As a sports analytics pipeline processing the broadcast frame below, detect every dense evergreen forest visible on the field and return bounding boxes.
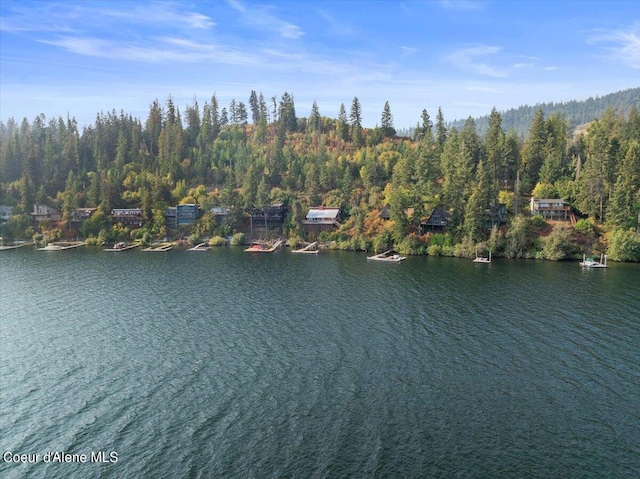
[1,90,639,261]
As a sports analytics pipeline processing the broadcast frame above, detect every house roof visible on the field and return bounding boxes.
[210,207,231,215]
[306,207,340,220]
[422,207,449,226]
[33,204,59,214]
[111,208,142,214]
[531,198,567,204]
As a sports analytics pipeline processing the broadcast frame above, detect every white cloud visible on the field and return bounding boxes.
[314,8,356,37]
[0,2,215,33]
[439,0,486,12]
[446,45,508,77]
[400,46,418,58]
[39,35,258,65]
[227,0,303,39]
[587,24,640,69]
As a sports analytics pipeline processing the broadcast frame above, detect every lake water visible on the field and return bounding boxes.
[1,247,639,478]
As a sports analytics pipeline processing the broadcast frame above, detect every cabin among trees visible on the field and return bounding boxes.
[250,202,288,235]
[421,208,449,233]
[530,198,571,221]
[31,205,60,223]
[303,207,341,234]
[0,205,13,225]
[111,208,144,228]
[70,208,97,229]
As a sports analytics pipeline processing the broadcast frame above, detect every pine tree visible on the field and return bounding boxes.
[463,160,491,241]
[145,100,163,158]
[435,107,447,149]
[381,101,395,137]
[607,140,640,228]
[249,90,259,124]
[420,109,433,143]
[485,107,505,194]
[336,103,348,142]
[350,97,363,147]
[210,94,220,140]
[258,93,268,122]
[310,100,322,133]
[520,108,546,192]
[279,92,297,133]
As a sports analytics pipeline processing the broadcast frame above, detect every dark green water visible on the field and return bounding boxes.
[1,247,639,478]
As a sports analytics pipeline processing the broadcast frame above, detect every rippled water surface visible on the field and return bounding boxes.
[1,247,639,478]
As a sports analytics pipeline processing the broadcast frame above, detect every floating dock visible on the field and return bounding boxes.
[0,241,31,251]
[579,253,607,268]
[187,242,211,251]
[367,250,406,262]
[473,251,492,263]
[245,239,283,253]
[291,242,319,254]
[142,243,173,252]
[37,242,85,251]
[104,242,139,252]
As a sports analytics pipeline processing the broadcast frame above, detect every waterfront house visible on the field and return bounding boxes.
[251,202,288,226]
[420,207,449,233]
[530,198,570,221]
[0,205,13,225]
[111,208,144,227]
[165,207,177,229]
[176,204,200,226]
[32,204,61,223]
[303,206,341,233]
[210,207,232,225]
[70,208,97,229]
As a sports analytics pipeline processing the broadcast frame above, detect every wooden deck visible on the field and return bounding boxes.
[291,242,319,254]
[0,241,31,251]
[245,239,283,253]
[104,242,139,252]
[142,243,173,252]
[37,242,85,251]
[367,250,406,262]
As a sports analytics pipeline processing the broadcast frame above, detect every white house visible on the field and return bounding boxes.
[303,207,341,232]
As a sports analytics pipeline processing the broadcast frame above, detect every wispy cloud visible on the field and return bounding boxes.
[39,35,258,65]
[399,46,418,58]
[446,45,508,77]
[439,0,486,12]
[96,5,216,30]
[586,23,640,69]
[227,0,303,39]
[314,8,355,37]
[0,2,215,33]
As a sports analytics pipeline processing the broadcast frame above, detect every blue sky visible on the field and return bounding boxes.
[1,0,638,129]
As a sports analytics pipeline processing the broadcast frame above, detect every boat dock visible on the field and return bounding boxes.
[104,242,139,252]
[291,242,319,254]
[473,251,492,263]
[142,243,173,252]
[367,250,406,262]
[579,253,607,268]
[187,242,211,251]
[37,242,85,251]
[0,241,31,251]
[245,239,283,253]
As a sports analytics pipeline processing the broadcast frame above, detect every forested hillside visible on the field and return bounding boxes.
[1,91,639,261]
[449,87,640,137]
